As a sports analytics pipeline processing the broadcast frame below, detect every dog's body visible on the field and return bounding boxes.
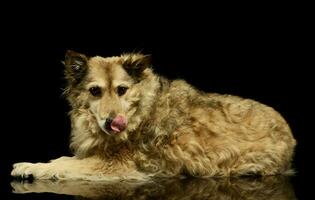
[11,51,296,180]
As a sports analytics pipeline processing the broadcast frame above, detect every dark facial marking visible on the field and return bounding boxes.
[104,65,113,93]
[89,86,102,97]
[117,86,129,96]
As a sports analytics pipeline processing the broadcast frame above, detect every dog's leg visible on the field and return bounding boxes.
[11,156,147,181]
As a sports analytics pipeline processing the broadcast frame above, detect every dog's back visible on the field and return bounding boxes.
[133,78,296,176]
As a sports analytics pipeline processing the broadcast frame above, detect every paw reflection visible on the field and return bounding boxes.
[11,176,296,200]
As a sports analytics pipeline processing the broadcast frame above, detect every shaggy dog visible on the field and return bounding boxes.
[11,51,296,181]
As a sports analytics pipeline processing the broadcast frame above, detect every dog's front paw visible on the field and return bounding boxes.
[11,162,66,180]
[11,163,37,179]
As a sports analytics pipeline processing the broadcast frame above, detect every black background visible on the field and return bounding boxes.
[0,3,312,199]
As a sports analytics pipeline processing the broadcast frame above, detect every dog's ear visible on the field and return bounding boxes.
[63,50,88,85]
[122,54,151,79]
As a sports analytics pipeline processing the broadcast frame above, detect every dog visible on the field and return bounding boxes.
[11,50,296,181]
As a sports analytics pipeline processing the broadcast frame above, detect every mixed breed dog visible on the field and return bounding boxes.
[11,50,296,181]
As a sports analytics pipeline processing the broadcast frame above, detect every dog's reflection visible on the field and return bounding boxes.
[11,176,296,200]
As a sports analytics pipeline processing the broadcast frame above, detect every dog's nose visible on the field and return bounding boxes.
[103,115,128,134]
[104,117,114,131]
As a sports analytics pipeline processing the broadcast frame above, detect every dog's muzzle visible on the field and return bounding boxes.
[104,115,127,134]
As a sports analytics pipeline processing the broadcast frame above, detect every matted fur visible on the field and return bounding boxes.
[11,51,296,181]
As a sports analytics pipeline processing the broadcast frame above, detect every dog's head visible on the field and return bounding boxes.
[64,50,153,136]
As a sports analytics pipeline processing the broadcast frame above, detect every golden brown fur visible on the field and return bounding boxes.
[11,51,296,180]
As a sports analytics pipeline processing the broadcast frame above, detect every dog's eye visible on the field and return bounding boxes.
[89,86,102,97]
[117,86,128,96]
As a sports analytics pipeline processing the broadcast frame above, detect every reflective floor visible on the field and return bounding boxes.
[9,176,297,200]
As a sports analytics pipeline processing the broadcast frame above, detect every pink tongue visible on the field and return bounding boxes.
[110,115,127,133]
